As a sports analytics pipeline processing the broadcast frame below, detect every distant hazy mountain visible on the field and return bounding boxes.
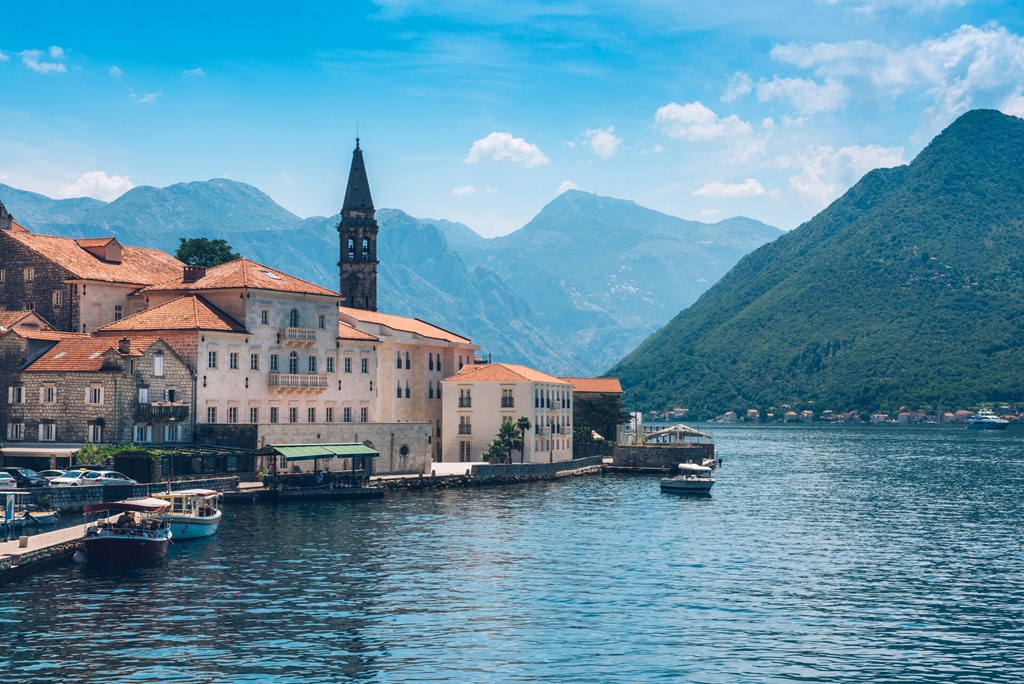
[610,109,1024,416]
[0,182,780,374]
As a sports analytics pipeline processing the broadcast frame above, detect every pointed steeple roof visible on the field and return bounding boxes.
[342,139,374,213]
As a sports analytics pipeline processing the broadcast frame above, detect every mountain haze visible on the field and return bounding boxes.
[610,109,1024,416]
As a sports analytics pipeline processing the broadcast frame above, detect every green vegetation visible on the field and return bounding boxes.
[175,237,240,267]
[482,417,532,464]
[572,394,626,457]
[610,110,1024,417]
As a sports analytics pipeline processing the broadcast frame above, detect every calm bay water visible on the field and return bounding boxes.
[3,425,1024,683]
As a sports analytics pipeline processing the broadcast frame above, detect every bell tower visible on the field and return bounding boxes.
[337,138,379,311]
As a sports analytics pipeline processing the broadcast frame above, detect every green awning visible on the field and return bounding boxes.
[267,443,380,461]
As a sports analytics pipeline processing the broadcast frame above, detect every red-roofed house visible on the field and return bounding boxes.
[441,362,573,464]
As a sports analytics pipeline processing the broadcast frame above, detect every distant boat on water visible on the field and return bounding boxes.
[966,408,1009,430]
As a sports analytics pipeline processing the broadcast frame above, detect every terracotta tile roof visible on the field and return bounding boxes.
[9,220,30,233]
[5,229,184,284]
[14,329,90,341]
[559,377,624,394]
[0,310,33,329]
[444,362,569,385]
[97,295,247,334]
[339,306,472,344]
[75,237,118,248]
[141,258,339,297]
[338,321,379,342]
[25,335,161,372]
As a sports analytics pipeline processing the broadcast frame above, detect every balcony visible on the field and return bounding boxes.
[500,398,514,408]
[135,402,190,422]
[279,327,317,343]
[458,398,472,408]
[268,373,329,392]
[458,424,473,435]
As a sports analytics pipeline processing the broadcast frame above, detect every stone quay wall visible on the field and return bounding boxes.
[612,443,715,470]
[19,476,239,512]
[471,455,604,482]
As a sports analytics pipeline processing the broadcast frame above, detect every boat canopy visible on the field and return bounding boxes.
[264,443,381,462]
[677,463,713,472]
[155,489,219,499]
[83,497,171,514]
[646,424,713,441]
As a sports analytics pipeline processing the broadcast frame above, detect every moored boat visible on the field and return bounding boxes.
[966,408,1009,430]
[660,462,715,495]
[153,489,222,540]
[81,498,172,564]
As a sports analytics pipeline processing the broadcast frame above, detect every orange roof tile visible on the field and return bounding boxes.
[9,220,30,233]
[0,310,34,329]
[338,321,379,342]
[559,377,624,394]
[97,295,247,334]
[141,258,339,297]
[444,362,569,384]
[339,306,472,344]
[5,229,184,284]
[25,336,161,372]
[75,237,118,248]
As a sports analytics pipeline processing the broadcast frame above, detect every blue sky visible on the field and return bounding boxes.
[2,1,1023,236]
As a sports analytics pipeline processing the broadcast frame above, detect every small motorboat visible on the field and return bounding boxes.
[660,462,715,495]
[153,489,222,540]
[81,498,172,564]
[966,408,1009,430]
[0,491,59,533]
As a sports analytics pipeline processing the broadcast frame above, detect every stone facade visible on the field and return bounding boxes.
[0,232,78,331]
[255,421,431,475]
[612,443,715,470]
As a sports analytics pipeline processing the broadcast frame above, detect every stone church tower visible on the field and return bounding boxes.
[337,139,379,311]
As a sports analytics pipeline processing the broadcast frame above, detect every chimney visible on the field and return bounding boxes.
[183,265,207,283]
[0,201,12,231]
[118,338,132,355]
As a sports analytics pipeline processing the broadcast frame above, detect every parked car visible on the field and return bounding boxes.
[80,471,138,486]
[37,470,67,481]
[0,472,16,489]
[50,470,103,486]
[0,467,49,488]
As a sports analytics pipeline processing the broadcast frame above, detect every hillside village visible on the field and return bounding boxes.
[0,142,623,477]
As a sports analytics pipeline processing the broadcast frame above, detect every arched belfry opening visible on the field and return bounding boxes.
[337,138,379,311]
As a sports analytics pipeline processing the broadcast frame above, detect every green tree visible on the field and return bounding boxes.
[175,237,241,267]
[482,418,531,464]
[573,394,627,444]
[515,416,532,463]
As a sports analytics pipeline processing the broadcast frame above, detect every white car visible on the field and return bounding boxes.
[50,470,103,486]
[0,472,16,489]
[87,471,138,485]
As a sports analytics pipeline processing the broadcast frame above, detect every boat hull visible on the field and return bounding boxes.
[164,511,221,540]
[660,478,715,495]
[82,534,169,564]
[966,422,1009,430]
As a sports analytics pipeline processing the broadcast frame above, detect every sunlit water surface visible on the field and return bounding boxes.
[3,425,1024,682]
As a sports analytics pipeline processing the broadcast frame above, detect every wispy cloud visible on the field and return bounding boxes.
[452,185,477,195]
[0,51,9,63]
[783,144,906,207]
[183,67,206,77]
[756,77,849,115]
[722,72,753,102]
[693,178,766,197]
[58,171,134,202]
[583,126,621,159]
[19,46,66,74]
[557,180,578,193]
[130,91,162,105]
[465,132,549,167]
[109,65,123,78]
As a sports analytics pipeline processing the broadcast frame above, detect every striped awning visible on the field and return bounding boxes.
[266,444,380,461]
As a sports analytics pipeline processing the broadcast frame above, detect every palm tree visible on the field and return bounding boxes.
[515,416,532,463]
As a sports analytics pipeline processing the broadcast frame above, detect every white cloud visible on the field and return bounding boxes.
[109,65,123,78]
[557,180,578,193]
[452,185,477,196]
[699,208,721,218]
[19,48,66,74]
[1001,90,1024,118]
[0,51,9,62]
[787,144,906,207]
[583,126,621,158]
[822,0,967,13]
[722,72,753,102]
[183,67,206,77]
[58,171,134,202]
[131,91,162,105]
[465,132,549,167]
[762,117,776,130]
[693,178,766,198]
[756,76,849,114]
[640,143,665,155]
[653,101,753,141]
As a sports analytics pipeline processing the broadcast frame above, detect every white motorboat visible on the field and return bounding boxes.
[153,489,222,540]
[966,408,1009,430]
[660,462,715,495]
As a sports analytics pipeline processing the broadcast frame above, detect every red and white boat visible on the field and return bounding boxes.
[81,498,172,564]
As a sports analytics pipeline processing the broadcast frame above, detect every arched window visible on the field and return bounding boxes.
[289,309,300,327]
[347,238,355,261]
[289,351,299,374]
[361,238,369,261]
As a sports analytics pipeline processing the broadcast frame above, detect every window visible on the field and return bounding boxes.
[289,407,298,423]
[459,389,472,408]
[7,423,24,440]
[53,290,63,307]
[325,407,334,423]
[207,406,218,423]
[138,387,149,403]
[307,407,316,423]
[24,267,34,282]
[251,353,260,371]
[360,407,368,422]
[459,441,471,462]
[289,309,300,327]
[326,356,335,373]
[437,354,442,373]
[361,238,369,260]
[270,407,279,424]
[396,382,402,398]
[39,423,56,441]
[229,352,239,370]
[288,352,298,374]
[153,353,164,377]
[405,352,410,370]
[88,424,103,443]
[41,386,56,404]
[437,382,442,398]
[501,388,514,408]
[344,357,352,373]
[208,350,218,369]
[25,302,34,311]
[228,407,238,424]
[114,304,122,321]
[261,309,269,325]
[164,425,182,442]
[318,314,326,329]
[429,384,434,399]
[360,358,368,374]
[270,354,279,372]
[347,238,355,261]
[8,386,25,404]
[308,356,317,373]
[0,269,4,283]
[343,407,352,422]
[86,386,103,405]
[396,351,402,369]
[405,382,410,398]
[165,388,176,403]
[250,407,259,424]
[459,416,472,435]
[429,355,434,371]
[133,424,152,443]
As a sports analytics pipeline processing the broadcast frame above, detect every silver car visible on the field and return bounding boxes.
[49,470,103,486]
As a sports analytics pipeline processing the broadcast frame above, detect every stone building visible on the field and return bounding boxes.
[441,362,573,464]
[0,206,184,333]
[337,139,379,311]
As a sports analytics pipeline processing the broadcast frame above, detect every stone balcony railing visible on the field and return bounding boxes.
[268,373,329,391]
[279,327,317,343]
[135,402,190,421]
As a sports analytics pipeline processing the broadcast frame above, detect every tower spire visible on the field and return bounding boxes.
[337,138,379,311]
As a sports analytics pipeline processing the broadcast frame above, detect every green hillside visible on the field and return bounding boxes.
[610,109,1024,416]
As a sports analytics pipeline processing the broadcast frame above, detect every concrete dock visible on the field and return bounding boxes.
[0,522,87,581]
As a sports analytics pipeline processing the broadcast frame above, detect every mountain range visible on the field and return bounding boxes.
[0,182,780,375]
[610,109,1024,416]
